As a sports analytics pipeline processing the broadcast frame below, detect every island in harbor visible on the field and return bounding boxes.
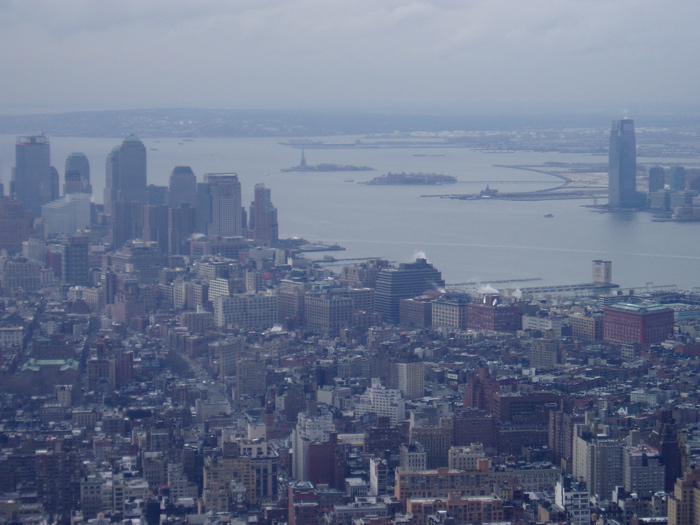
[281,150,374,172]
[363,172,458,185]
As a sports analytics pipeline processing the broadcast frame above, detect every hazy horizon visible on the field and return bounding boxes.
[1,1,699,116]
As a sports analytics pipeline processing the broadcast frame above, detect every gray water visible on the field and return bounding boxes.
[1,134,699,290]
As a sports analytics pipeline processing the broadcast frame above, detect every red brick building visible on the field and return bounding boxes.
[467,296,520,332]
[288,482,319,525]
[306,433,345,490]
[603,303,674,345]
[406,494,504,525]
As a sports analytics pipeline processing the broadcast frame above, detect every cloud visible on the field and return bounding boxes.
[1,1,699,113]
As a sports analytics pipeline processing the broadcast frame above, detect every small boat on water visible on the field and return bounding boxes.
[544,214,554,218]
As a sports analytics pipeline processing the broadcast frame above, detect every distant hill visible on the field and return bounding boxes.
[0,108,698,138]
[0,108,639,138]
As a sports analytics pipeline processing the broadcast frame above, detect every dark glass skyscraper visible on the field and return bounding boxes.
[64,152,91,195]
[104,135,147,215]
[62,235,89,285]
[375,258,444,323]
[168,166,197,208]
[13,134,52,217]
[608,119,637,209]
[249,183,278,246]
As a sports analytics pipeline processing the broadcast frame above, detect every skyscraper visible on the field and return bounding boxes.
[204,173,243,237]
[396,361,425,400]
[648,166,666,194]
[168,166,197,208]
[249,183,279,246]
[168,205,196,255]
[12,134,52,217]
[608,119,638,209]
[0,200,35,253]
[111,201,144,248]
[143,204,169,253]
[374,258,444,323]
[669,166,686,191]
[103,135,148,215]
[195,182,213,234]
[64,152,91,195]
[41,193,91,237]
[62,235,89,286]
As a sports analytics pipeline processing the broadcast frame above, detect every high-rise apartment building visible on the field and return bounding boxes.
[204,173,243,237]
[291,412,335,481]
[396,361,424,400]
[573,424,624,500]
[608,119,638,209]
[13,134,52,217]
[249,183,278,246]
[623,444,665,496]
[375,258,444,323]
[236,359,267,404]
[104,135,148,215]
[0,200,35,253]
[35,447,82,523]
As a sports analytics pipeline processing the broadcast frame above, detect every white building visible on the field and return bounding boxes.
[369,457,390,496]
[0,326,24,348]
[209,277,236,300]
[396,361,424,400]
[214,292,278,329]
[41,192,91,237]
[22,238,47,263]
[399,442,427,471]
[291,411,335,481]
[554,478,590,525]
[355,378,406,425]
[167,463,199,501]
[448,444,486,471]
[522,313,567,336]
[572,423,624,501]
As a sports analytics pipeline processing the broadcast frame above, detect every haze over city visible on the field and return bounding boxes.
[3,3,700,525]
[1,1,699,115]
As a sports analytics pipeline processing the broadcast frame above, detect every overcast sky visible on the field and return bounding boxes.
[1,0,698,115]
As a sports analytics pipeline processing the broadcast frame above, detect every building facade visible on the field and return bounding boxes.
[374,258,444,323]
[249,183,278,246]
[204,173,243,237]
[104,135,148,216]
[13,134,53,218]
[608,119,638,209]
[603,303,675,345]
